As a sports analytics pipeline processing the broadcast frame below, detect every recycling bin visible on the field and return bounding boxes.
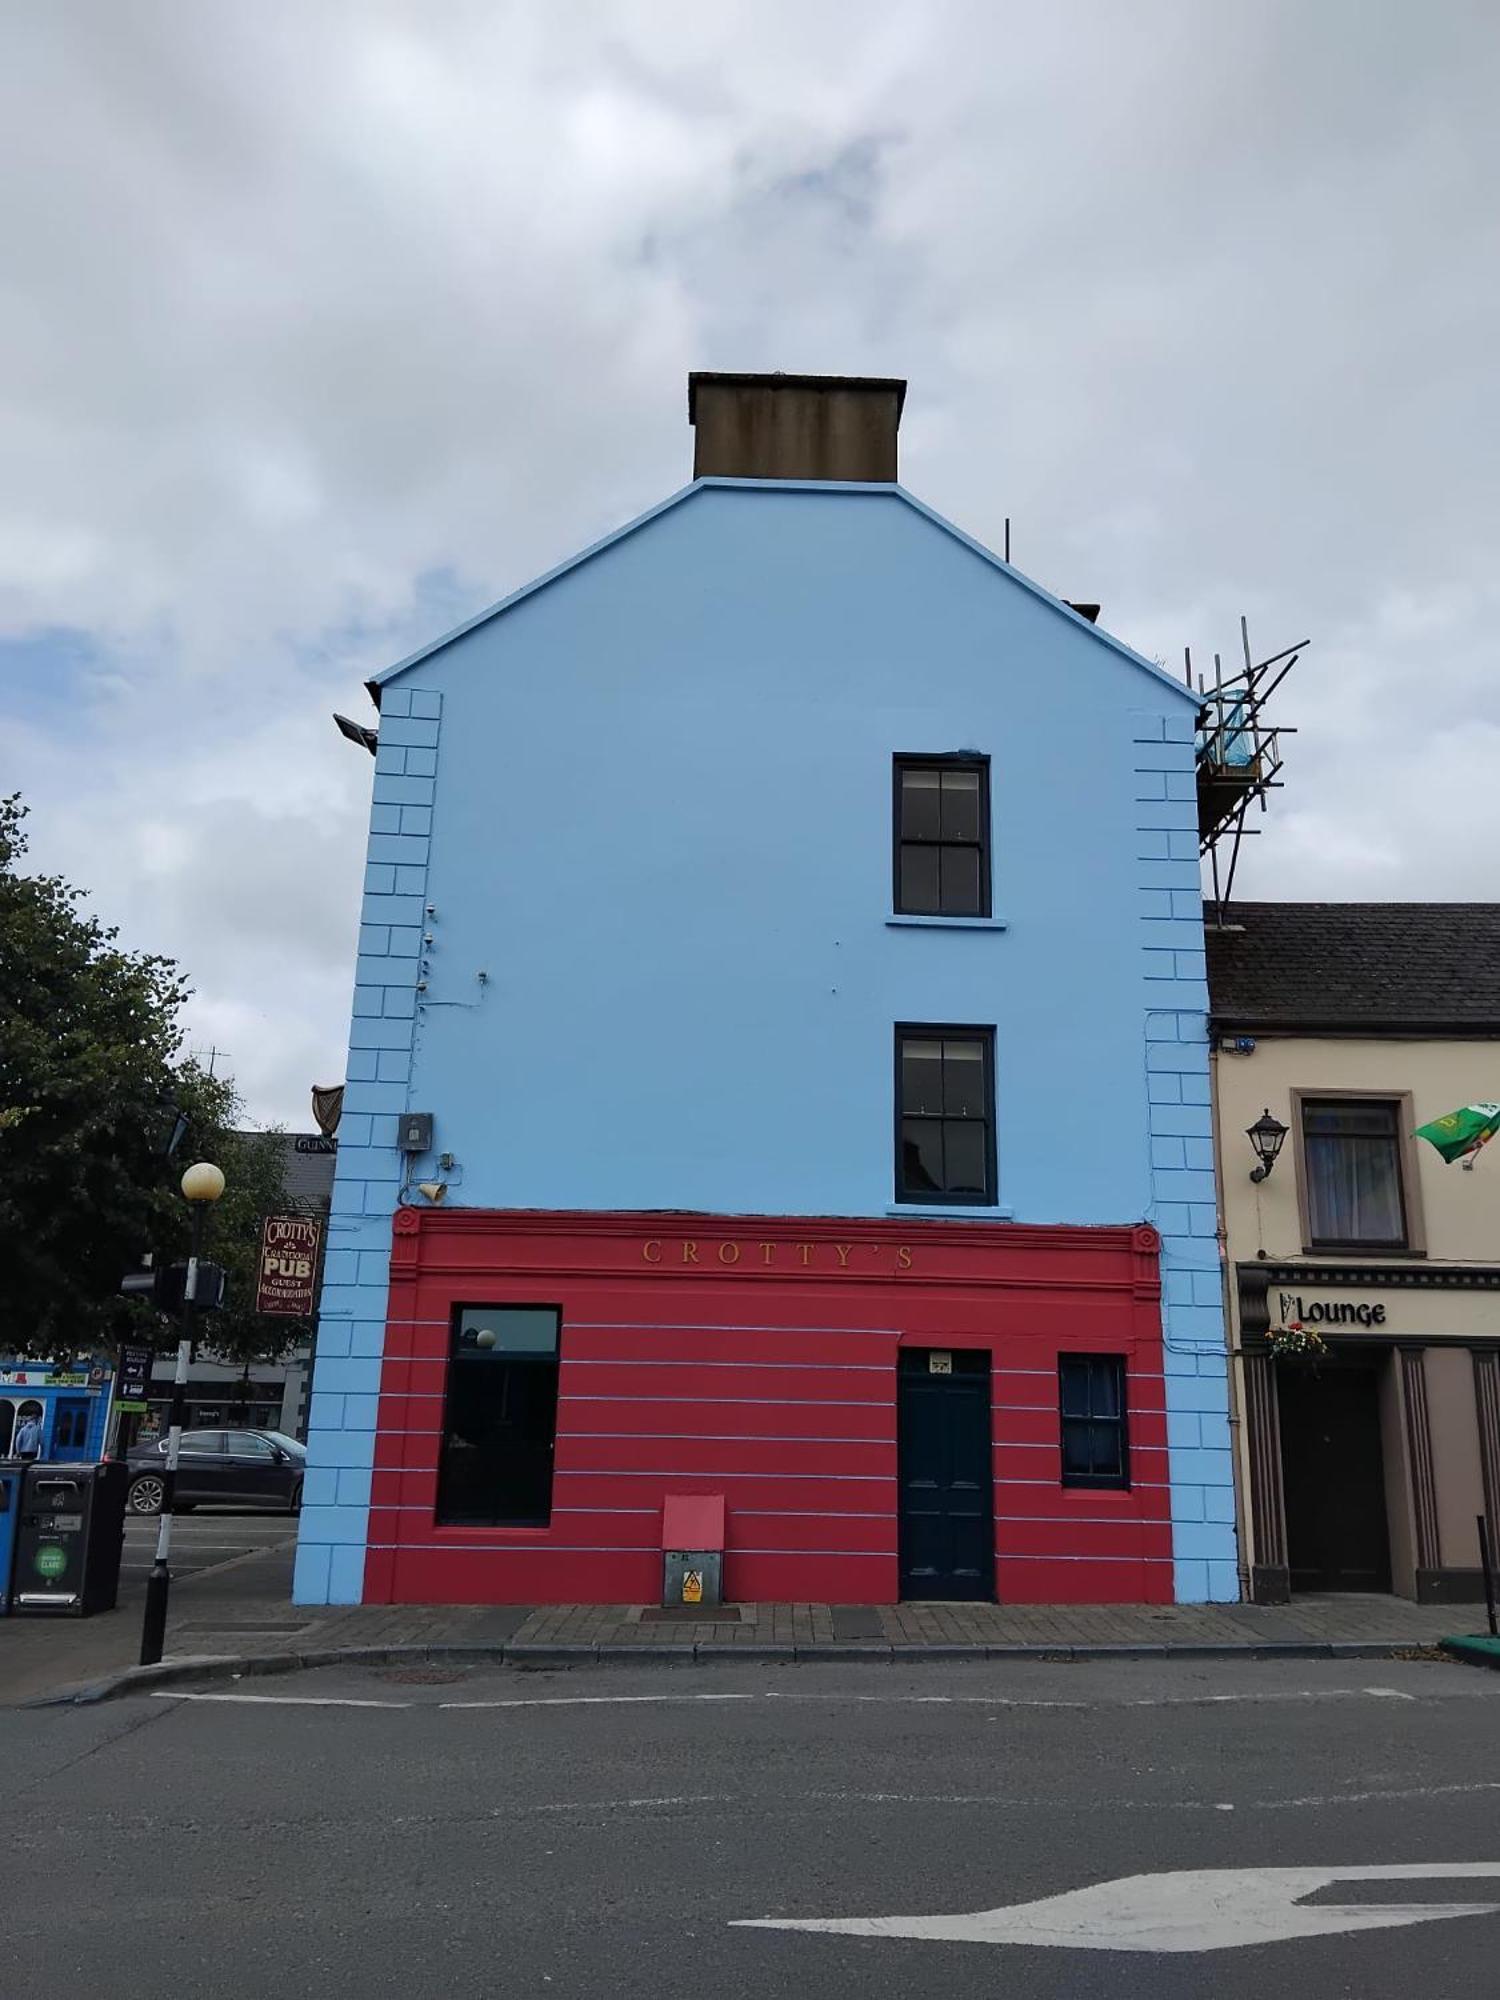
[0,1461,22,1615]
[13,1460,128,1616]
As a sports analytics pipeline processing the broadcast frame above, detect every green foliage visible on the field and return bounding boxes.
[0,795,308,1364]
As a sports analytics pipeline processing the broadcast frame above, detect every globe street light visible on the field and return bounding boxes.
[139,1161,226,1667]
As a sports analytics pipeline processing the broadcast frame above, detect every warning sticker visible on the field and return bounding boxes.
[682,1569,704,1605]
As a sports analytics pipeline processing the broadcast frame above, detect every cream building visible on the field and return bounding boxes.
[1208,904,1500,1605]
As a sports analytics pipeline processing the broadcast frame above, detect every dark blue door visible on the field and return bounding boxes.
[51,1399,90,1457]
[898,1350,995,1601]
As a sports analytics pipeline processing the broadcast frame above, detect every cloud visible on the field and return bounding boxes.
[3,0,1497,1121]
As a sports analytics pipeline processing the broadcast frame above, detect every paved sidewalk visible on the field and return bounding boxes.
[0,1520,1480,1705]
[6,1540,1482,1704]
[263,1592,1470,1660]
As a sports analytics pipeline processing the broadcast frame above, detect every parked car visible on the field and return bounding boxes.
[125,1428,305,1515]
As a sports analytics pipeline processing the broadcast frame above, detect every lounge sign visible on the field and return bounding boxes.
[255,1214,323,1316]
[1278,1291,1388,1329]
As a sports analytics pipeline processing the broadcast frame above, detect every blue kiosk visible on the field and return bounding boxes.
[0,1360,113,1462]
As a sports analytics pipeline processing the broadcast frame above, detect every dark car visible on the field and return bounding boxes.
[125,1428,305,1516]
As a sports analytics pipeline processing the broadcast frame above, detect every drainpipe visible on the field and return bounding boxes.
[1209,1037,1253,1598]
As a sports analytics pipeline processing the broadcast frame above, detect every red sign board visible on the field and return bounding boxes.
[255,1214,322,1317]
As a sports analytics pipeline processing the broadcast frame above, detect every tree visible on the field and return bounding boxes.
[143,1064,314,1368]
[0,795,309,1364]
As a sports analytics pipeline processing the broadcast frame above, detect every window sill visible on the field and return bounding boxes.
[1299,1246,1425,1260]
[886,914,1008,931]
[886,1203,1014,1220]
[429,1521,553,1537]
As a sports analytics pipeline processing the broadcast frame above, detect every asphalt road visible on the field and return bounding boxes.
[116,1507,297,1583]
[5,1653,1500,1997]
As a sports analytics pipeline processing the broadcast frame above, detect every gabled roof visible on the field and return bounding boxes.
[369,479,1197,704]
[1206,902,1500,1035]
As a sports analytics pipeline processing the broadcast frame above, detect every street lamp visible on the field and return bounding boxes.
[1247,1109,1290,1183]
[139,1160,225,1667]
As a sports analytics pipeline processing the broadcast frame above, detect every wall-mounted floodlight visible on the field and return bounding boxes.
[333,712,378,755]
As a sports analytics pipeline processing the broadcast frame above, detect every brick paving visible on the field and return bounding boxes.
[156,1589,1479,1661]
[5,1532,1480,1706]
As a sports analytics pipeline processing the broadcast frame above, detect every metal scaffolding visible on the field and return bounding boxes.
[1195,617,1306,926]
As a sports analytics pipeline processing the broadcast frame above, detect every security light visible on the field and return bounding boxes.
[333,712,378,754]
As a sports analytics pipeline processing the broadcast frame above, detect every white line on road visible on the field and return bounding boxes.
[440,1692,758,1710]
[769,1779,1500,1818]
[152,1691,411,1709]
[146,1684,1439,1717]
[123,1717,1500,1822]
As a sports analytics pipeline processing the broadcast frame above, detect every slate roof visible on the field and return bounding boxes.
[1206,903,1500,1034]
[239,1131,337,1211]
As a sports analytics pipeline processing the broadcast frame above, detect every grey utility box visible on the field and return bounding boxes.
[662,1548,723,1609]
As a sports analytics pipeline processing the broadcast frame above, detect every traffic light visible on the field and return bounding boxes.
[119,1262,227,1311]
[190,1263,228,1310]
[119,1266,171,1310]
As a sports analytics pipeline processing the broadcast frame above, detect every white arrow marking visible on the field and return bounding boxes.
[735,1863,1500,1953]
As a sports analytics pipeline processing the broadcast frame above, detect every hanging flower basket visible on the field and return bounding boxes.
[1266,1321,1328,1362]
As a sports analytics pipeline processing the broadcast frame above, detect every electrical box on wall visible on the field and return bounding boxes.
[399,1112,434,1154]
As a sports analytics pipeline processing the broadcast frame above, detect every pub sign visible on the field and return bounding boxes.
[255,1214,323,1317]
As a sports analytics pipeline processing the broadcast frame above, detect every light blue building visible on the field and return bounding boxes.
[296,374,1236,1611]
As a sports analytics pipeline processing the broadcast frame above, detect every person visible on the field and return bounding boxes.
[14,1411,44,1459]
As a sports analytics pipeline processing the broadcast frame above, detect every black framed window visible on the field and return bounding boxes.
[896,1026,996,1204]
[436,1306,561,1527]
[1059,1355,1129,1489]
[1301,1098,1409,1250]
[894,756,991,916]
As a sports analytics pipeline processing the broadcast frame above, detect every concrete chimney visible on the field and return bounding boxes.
[688,371,905,483]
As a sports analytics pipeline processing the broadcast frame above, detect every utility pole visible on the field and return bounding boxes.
[139,1161,225,1667]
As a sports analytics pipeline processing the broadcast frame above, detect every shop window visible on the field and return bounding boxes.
[1299,1097,1411,1251]
[436,1306,561,1527]
[893,756,991,916]
[896,1026,996,1204]
[1059,1355,1129,1489]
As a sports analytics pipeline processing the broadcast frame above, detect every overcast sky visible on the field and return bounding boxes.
[4,2,1497,1128]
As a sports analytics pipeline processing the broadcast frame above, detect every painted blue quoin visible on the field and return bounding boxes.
[295,477,1236,1606]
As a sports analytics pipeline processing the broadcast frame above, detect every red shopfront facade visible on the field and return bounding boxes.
[365,1207,1172,1606]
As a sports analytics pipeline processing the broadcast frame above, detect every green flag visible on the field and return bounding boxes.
[1414,1102,1500,1164]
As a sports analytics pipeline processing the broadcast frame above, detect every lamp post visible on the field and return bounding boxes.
[1247,1109,1290,1183]
[139,1160,225,1667]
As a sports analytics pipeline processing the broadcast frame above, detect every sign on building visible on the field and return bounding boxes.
[255,1214,323,1317]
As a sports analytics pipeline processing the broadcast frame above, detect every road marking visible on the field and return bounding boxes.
[735,1864,1500,1953]
[152,1691,411,1709]
[532,1794,734,1812]
[143,1685,1448,1718]
[757,1688,1428,1712]
[440,1692,757,1710]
